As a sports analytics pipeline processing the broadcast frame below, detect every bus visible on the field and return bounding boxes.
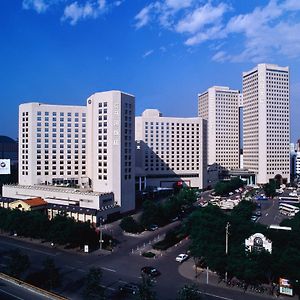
[279,203,300,217]
[279,197,300,204]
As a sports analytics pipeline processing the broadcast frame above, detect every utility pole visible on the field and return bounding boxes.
[225,222,230,282]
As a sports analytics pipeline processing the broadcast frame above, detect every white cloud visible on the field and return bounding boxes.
[176,2,229,34]
[143,49,154,58]
[134,0,193,30]
[135,3,161,29]
[114,0,123,7]
[184,25,225,46]
[62,0,107,25]
[22,0,122,24]
[164,0,193,11]
[212,50,231,62]
[281,0,300,11]
[221,0,300,62]
[98,0,106,10]
[136,0,300,62]
[160,46,167,52]
[22,0,50,13]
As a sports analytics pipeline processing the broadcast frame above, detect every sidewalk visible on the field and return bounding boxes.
[178,259,297,300]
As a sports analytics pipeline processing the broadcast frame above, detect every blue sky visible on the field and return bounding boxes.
[0,0,300,142]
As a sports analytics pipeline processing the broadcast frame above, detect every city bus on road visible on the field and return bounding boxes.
[278,197,300,204]
[279,203,300,217]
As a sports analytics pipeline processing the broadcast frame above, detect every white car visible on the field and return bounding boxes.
[176,254,189,263]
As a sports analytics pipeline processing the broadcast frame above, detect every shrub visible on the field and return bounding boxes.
[120,216,143,233]
[142,251,156,258]
[153,227,186,251]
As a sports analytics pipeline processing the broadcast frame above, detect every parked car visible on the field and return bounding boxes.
[147,224,159,231]
[170,216,179,222]
[119,283,140,295]
[176,253,189,263]
[251,215,258,222]
[254,210,262,216]
[141,266,161,277]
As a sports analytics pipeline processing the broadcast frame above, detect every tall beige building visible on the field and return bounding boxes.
[3,91,135,213]
[135,109,207,189]
[243,64,290,184]
[198,86,240,173]
[87,91,135,212]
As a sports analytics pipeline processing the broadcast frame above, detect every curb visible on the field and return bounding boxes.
[0,272,68,300]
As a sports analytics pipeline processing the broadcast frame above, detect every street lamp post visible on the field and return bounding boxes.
[99,217,105,251]
[225,222,230,282]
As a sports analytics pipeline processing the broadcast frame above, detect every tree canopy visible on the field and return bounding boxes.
[187,200,300,289]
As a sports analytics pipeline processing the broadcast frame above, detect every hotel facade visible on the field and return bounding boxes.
[3,91,135,217]
[135,109,207,190]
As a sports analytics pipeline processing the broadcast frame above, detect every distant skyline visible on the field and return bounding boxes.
[0,0,300,141]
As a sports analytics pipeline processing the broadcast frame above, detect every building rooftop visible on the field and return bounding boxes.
[23,197,47,207]
[4,184,111,197]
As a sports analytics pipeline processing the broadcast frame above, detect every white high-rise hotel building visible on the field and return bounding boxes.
[135,109,207,189]
[4,91,135,213]
[243,64,290,184]
[198,86,241,172]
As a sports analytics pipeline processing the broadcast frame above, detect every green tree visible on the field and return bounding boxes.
[6,249,30,279]
[42,258,61,290]
[214,177,244,196]
[162,196,181,220]
[264,179,276,198]
[177,284,202,300]
[177,188,198,206]
[83,268,105,300]
[120,216,143,233]
[188,205,228,276]
[140,200,164,227]
[138,274,156,300]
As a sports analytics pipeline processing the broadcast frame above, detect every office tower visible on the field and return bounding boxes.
[18,103,87,187]
[243,64,290,184]
[87,91,135,212]
[135,109,207,190]
[198,86,240,172]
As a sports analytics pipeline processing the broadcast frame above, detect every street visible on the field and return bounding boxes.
[0,221,295,300]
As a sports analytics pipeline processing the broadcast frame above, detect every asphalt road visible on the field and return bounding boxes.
[0,191,295,300]
[0,230,290,300]
[0,278,52,300]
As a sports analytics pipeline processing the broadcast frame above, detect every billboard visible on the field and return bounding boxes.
[0,159,11,175]
[279,278,293,296]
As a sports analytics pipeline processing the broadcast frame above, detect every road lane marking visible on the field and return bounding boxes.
[101,267,117,272]
[100,285,116,291]
[0,288,24,300]
[0,241,57,257]
[118,280,128,284]
[65,266,86,273]
[199,291,233,300]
